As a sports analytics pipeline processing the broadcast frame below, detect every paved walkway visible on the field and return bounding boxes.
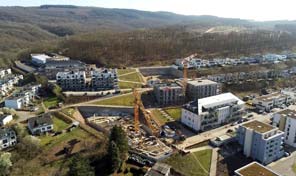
[268,152,296,176]
[176,112,272,152]
[210,148,219,176]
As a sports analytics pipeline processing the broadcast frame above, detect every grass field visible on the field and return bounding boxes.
[119,72,143,83]
[43,96,59,108]
[118,81,142,89]
[94,93,134,106]
[163,149,212,176]
[117,68,136,75]
[151,109,169,125]
[164,107,182,120]
[293,163,296,174]
[61,108,76,117]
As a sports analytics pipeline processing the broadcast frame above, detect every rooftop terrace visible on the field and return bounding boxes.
[235,162,280,176]
[242,120,275,133]
[277,109,296,119]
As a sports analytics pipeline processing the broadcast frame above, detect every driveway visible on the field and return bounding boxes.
[269,152,296,176]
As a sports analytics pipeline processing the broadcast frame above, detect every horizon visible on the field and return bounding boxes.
[1,0,296,21]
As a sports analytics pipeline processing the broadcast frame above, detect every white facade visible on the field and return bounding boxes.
[28,116,54,135]
[0,128,17,150]
[0,69,11,78]
[254,92,293,112]
[272,109,296,147]
[0,114,13,126]
[181,93,244,132]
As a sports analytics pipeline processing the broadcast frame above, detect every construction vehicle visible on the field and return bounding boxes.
[133,88,160,136]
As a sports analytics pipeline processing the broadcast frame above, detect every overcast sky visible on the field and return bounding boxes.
[2,0,296,21]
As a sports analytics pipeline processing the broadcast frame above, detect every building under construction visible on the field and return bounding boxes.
[87,114,173,162]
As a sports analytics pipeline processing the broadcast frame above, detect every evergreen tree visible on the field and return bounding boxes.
[109,125,129,160]
[108,141,121,173]
[68,155,95,176]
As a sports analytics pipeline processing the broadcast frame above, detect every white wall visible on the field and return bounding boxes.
[181,109,201,131]
[284,117,296,147]
[0,115,13,126]
[244,128,253,157]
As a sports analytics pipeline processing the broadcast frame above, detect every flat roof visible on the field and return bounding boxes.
[242,120,275,133]
[198,92,244,113]
[277,109,296,119]
[256,92,287,102]
[235,162,281,176]
[187,79,218,86]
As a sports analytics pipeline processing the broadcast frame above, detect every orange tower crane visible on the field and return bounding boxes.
[133,88,159,136]
[133,88,140,132]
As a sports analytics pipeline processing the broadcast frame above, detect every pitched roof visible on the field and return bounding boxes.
[28,115,53,128]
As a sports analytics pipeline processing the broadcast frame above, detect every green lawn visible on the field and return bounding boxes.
[43,96,59,108]
[118,81,142,89]
[151,109,169,125]
[94,94,134,106]
[117,68,136,76]
[164,107,182,120]
[61,108,76,117]
[163,149,212,176]
[119,72,143,83]
[293,163,296,174]
[52,116,69,131]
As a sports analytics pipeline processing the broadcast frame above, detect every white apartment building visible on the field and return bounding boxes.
[186,79,221,100]
[181,93,244,132]
[90,69,118,90]
[272,109,296,147]
[0,74,23,97]
[253,92,293,112]
[56,71,86,91]
[4,84,41,110]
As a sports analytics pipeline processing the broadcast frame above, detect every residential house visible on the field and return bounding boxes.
[0,127,16,150]
[28,115,54,135]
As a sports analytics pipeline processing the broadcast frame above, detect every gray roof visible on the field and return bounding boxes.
[46,60,86,68]
[28,115,53,128]
[0,127,15,139]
